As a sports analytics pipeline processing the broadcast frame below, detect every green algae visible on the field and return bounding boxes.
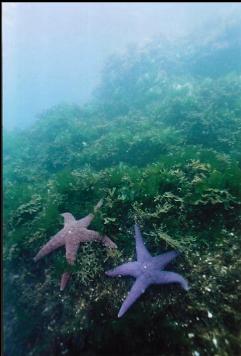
[3,23,241,356]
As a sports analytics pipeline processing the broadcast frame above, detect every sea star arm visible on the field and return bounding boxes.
[105,261,140,278]
[152,271,189,291]
[33,233,65,262]
[102,235,117,249]
[77,199,103,228]
[60,272,71,291]
[134,224,151,262]
[65,236,81,265]
[61,213,76,225]
[94,198,103,212]
[83,229,117,249]
[118,276,150,318]
[152,250,180,269]
[78,213,95,228]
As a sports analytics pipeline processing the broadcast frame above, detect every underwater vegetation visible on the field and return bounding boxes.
[3,21,241,355]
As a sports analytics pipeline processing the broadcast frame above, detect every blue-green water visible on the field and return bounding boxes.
[3,4,241,356]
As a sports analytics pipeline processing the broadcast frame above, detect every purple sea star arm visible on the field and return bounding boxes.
[33,233,65,262]
[106,261,140,278]
[118,276,151,318]
[61,213,76,225]
[134,224,151,262]
[152,271,189,291]
[152,251,180,269]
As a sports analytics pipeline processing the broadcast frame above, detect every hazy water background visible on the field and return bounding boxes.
[3,2,241,130]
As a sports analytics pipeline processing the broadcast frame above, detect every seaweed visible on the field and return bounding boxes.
[3,24,241,356]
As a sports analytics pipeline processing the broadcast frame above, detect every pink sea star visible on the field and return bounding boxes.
[34,199,117,290]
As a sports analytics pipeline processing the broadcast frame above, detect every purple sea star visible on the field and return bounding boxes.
[106,224,189,318]
[34,199,117,290]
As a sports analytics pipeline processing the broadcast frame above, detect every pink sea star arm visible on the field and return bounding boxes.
[78,214,95,228]
[61,213,76,225]
[153,271,189,291]
[106,261,140,278]
[60,272,71,291]
[102,235,117,249]
[94,198,103,212]
[65,236,81,265]
[33,233,65,262]
[82,229,117,248]
[77,199,103,228]
[118,276,151,318]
